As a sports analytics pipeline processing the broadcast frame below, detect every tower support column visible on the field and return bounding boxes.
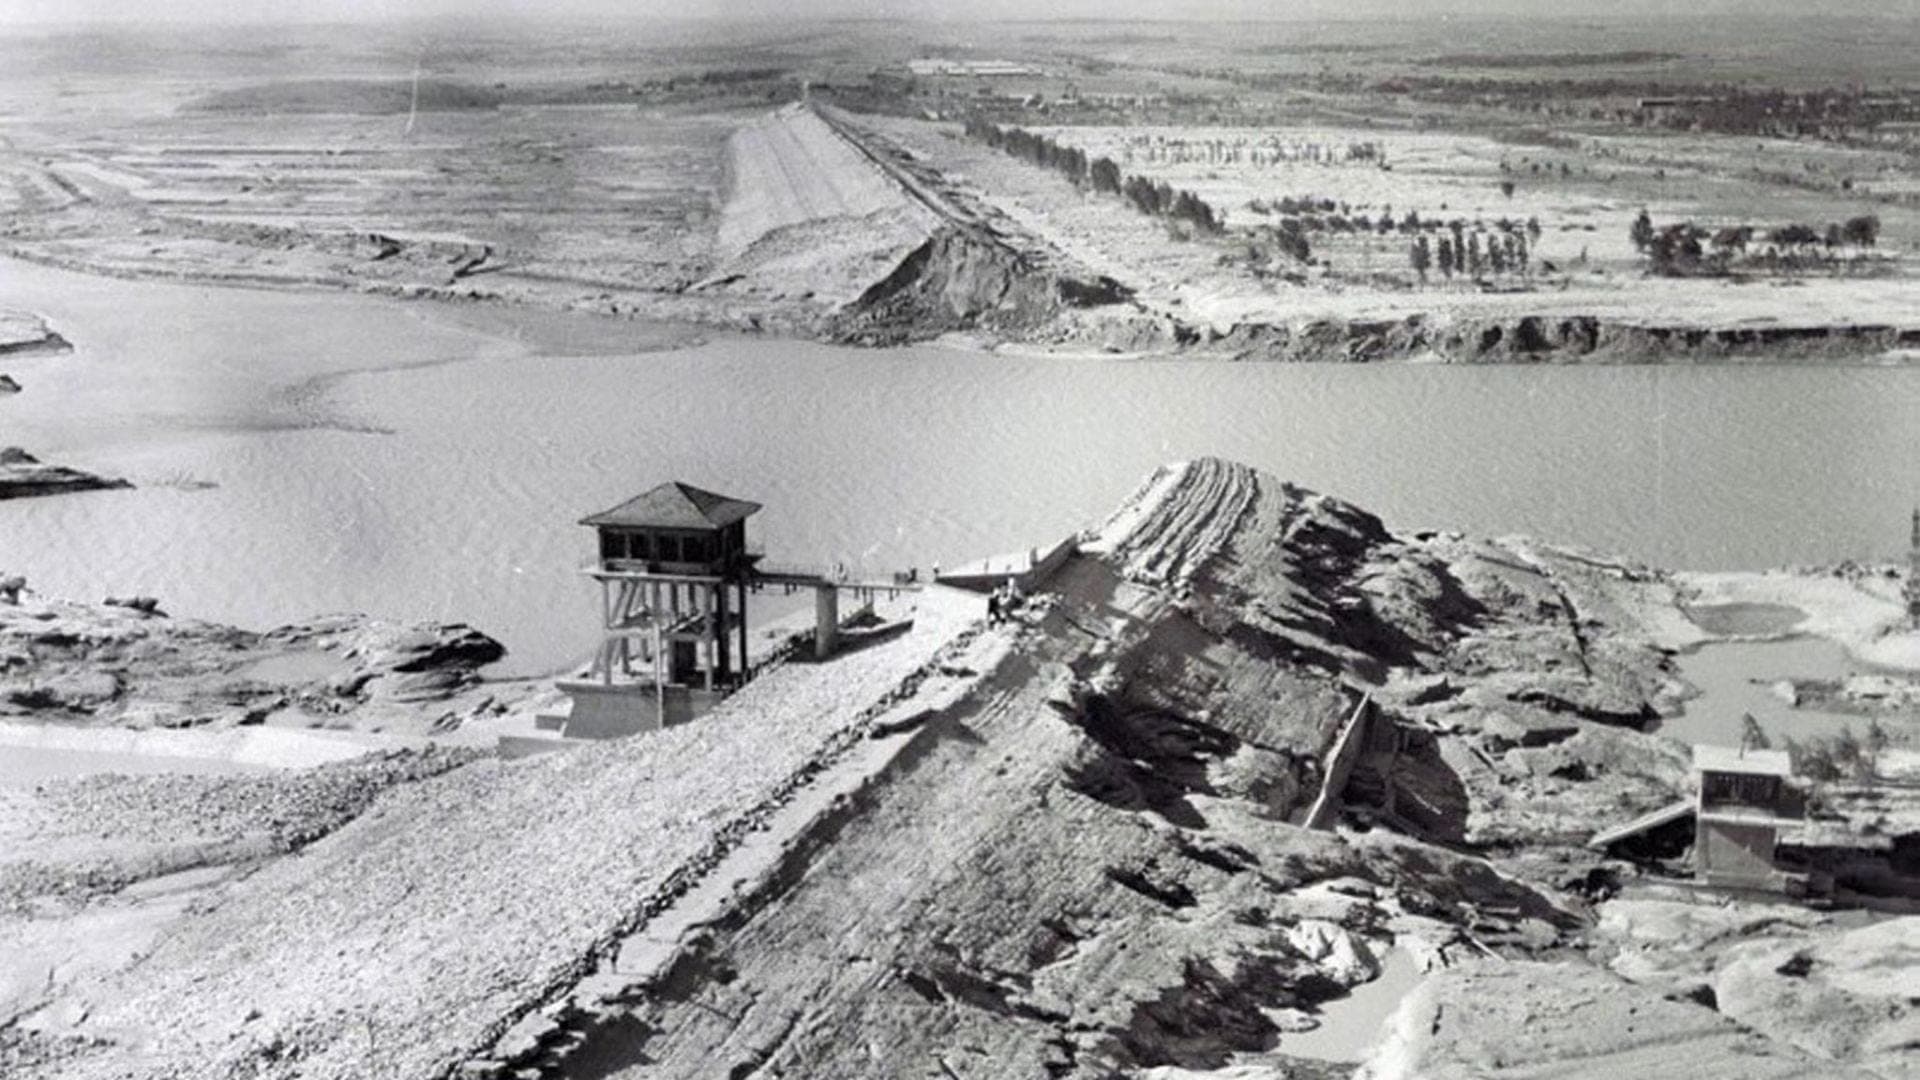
[737,580,750,682]
[714,582,731,686]
[814,585,839,659]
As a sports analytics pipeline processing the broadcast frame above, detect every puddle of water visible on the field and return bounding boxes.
[1281,945,1425,1063]
[1664,637,1871,748]
[1681,602,1805,637]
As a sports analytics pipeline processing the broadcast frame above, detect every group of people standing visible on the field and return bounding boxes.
[985,579,1025,627]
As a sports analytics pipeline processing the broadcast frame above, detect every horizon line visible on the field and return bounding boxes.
[7,10,1916,30]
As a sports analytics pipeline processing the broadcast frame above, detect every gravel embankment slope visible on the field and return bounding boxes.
[20,591,978,1080]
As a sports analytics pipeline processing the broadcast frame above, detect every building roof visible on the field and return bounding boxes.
[580,482,761,531]
[1588,798,1694,850]
[1693,744,1793,778]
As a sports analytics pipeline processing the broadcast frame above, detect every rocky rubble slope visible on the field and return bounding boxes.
[522,460,1843,1079]
[1370,958,1889,1079]
[0,750,479,923]
[1591,897,1919,1079]
[4,460,1900,1079]
[831,225,1136,346]
[1207,312,1920,363]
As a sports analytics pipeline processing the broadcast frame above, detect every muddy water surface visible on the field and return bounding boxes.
[4,256,1920,675]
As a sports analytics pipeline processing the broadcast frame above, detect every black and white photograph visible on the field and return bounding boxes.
[1,0,1916,1076]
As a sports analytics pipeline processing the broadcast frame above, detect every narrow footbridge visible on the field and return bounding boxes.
[752,561,923,601]
[750,562,922,660]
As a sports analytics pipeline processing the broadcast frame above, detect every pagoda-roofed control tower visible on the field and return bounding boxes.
[560,482,761,737]
[542,481,926,743]
[584,481,760,582]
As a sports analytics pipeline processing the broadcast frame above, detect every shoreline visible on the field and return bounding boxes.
[3,252,1916,677]
[10,238,1920,367]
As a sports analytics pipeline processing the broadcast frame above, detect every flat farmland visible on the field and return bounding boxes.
[859,111,1920,335]
[0,104,737,304]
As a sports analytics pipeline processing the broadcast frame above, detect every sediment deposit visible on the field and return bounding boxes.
[0,311,69,357]
[0,449,129,502]
[0,314,122,499]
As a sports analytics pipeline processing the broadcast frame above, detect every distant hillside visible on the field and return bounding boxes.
[183,79,503,115]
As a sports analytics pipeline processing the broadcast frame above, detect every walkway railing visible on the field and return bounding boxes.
[752,562,922,595]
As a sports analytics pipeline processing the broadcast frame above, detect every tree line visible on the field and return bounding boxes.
[1251,199,1543,241]
[1410,222,1535,283]
[964,118,1225,235]
[1238,207,1544,279]
[1632,210,1882,276]
[1119,135,1386,168]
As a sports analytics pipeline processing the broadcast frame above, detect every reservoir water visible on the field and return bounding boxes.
[4,256,1919,675]
[1666,637,1869,748]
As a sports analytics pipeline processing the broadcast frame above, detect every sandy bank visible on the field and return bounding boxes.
[0,310,70,357]
[0,721,432,773]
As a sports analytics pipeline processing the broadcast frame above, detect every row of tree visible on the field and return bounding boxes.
[1631,210,1883,276]
[1118,136,1385,168]
[1409,229,1532,282]
[1246,213,1541,276]
[1251,203,1546,244]
[1118,175,1224,233]
[1251,195,1341,215]
[965,118,1225,236]
[966,119,1095,185]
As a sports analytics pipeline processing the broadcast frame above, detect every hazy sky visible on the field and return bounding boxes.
[6,0,1915,24]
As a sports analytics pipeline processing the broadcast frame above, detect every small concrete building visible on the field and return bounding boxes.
[1692,745,1808,892]
[1590,745,1920,902]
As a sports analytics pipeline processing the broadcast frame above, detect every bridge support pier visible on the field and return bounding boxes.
[814,585,839,659]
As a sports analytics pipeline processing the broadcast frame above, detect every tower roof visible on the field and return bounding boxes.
[1693,744,1792,777]
[580,482,761,531]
